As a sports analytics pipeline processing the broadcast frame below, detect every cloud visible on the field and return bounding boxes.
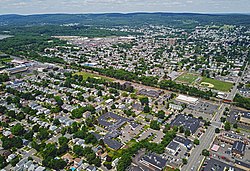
[0,0,249,14]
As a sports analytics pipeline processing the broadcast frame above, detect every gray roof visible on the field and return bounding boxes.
[170,114,200,134]
[203,158,243,171]
[98,112,129,131]
[232,141,246,155]
[91,132,102,141]
[174,136,192,148]
[103,138,123,150]
[141,153,167,170]
[242,112,250,119]
[167,141,179,151]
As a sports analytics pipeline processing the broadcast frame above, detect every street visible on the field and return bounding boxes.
[182,62,247,171]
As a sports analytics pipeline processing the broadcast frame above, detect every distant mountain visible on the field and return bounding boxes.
[0,13,250,27]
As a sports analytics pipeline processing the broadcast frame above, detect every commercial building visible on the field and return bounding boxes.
[166,141,180,155]
[170,114,200,134]
[175,94,198,104]
[169,103,183,111]
[173,136,193,150]
[6,65,28,75]
[232,141,246,157]
[139,153,167,171]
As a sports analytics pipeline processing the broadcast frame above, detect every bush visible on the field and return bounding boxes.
[202,149,210,156]
[194,139,200,145]
[182,158,188,165]
[215,128,220,133]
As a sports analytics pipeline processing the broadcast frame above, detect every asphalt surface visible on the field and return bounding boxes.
[227,62,248,101]
[182,60,247,171]
[182,103,226,171]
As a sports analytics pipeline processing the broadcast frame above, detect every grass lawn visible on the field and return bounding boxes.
[74,71,114,82]
[108,148,123,159]
[176,73,199,84]
[0,58,12,62]
[201,77,233,92]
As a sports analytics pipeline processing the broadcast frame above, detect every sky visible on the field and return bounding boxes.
[0,0,250,15]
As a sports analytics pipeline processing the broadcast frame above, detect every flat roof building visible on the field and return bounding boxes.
[170,114,200,134]
[176,94,198,104]
[232,141,246,157]
[139,153,167,171]
[166,141,180,155]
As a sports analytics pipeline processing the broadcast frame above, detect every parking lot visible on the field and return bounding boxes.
[209,137,250,168]
[137,128,164,143]
[183,101,218,121]
[162,145,187,168]
[120,123,144,143]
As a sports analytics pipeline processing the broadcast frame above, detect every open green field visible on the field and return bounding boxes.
[0,58,12,62]
[176,73,199,84]
[74,71,114,82]
[201,77,233,92]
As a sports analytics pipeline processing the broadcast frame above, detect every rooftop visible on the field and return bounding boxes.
[170,114,200,134]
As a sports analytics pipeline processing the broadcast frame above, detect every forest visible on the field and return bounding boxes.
[1,13,250,28]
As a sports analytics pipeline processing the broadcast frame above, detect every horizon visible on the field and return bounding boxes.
[1,11,250,16]
[0,0,250,15]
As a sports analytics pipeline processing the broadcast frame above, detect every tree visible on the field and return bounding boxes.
[143,105,150,113]
[215,128,220,133]
[73,145,84,157]
[150,120,160,130]
[1,136,23,149]
[11,123,25,136]
[117,153,132,171]
[97,90,102,97]
[111,104,116,109]
[85,134,97,144]
[57,143,69,155]
[0,73,9,83]
[220,117,226,123]
[204,121,211,126]
[173,125,179,132]
[0,155,7,169]
[184,129,191,137]
[54,96,63,106]
[32,124,40,132]
[37,128,49,140]
[182,158,187,165]
[10,157,19,166]
[233,123,238,129]
[179,126,184,133]
[16,74,22,79]
[224,122,231,131]
[24,131,34,141]
[92,157,101,167]
[58,137,68,146]
[139,97,149,105]
[194,139,200,145]
[42,157,67,170]
[156,110,165,119]
[163,124,171,133]
[42,143,57,159]
[53,119,61,126]
[202,149,210,156]
[104,162,112,170]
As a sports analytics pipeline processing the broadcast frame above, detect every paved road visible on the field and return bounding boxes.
[182,103,226,171]
[183,61,247,171]
[227,62,248,101]
[182,124,215,171]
